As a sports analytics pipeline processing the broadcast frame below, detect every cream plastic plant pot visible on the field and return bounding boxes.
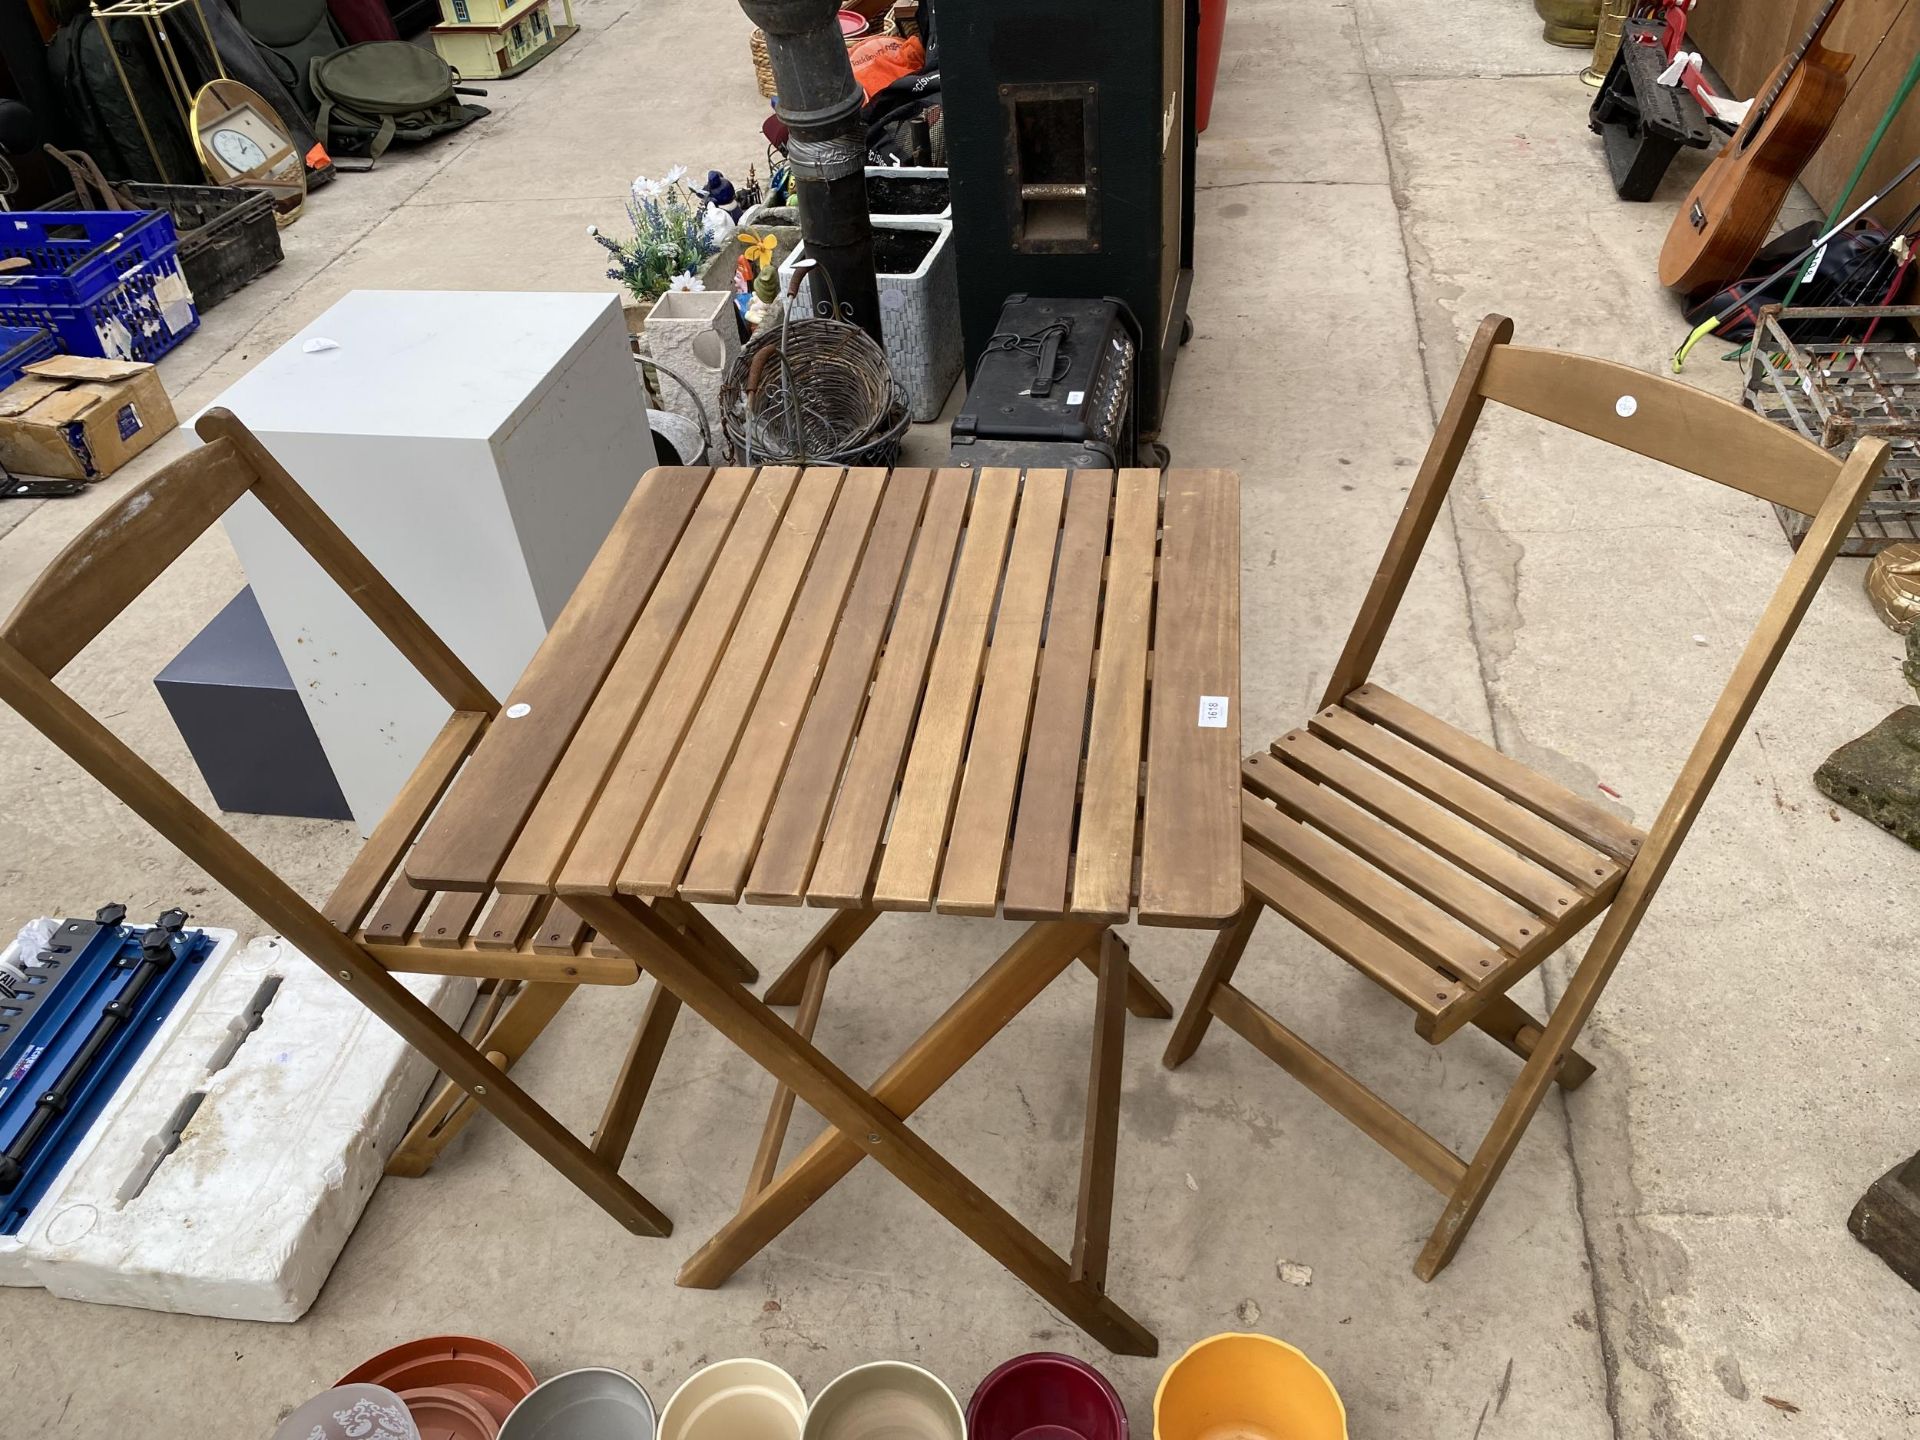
[658,1358,806,1440]
[802,1361,964,1440]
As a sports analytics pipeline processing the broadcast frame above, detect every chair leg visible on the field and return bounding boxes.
[388,979,515,1176]
[1468,993,1596,1091]
[1415,937,1618,1281]
[387,980,579,1177]
[1163,902,1261,1069]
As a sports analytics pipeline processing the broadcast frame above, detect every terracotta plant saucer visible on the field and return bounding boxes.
[340,1336,538,1430]
[403,1384,502,1440]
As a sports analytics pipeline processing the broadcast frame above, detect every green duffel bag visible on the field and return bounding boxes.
[310,42,489,165]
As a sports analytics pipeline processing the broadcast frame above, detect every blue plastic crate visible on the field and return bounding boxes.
[0,211,198,363]
[0,325,57,392]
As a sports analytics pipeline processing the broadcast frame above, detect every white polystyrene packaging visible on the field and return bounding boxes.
[0,921,236,1287]
[11,935,472,1321]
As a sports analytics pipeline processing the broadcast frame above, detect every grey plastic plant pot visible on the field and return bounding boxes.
[499,1367,658,1440]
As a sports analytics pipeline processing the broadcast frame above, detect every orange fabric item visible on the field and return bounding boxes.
[849,35,924,101]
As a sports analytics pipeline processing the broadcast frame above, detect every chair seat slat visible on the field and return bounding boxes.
[1308,707,1615,891]
[1343,685,1643,862]
[1272,730,1577,917]
[418,888,489,949]
[1241,753,1539,952]
[1242,800,1503,989]
[1241,844,1463,1020]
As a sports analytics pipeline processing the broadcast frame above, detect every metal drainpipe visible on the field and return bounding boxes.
[740,0,883,342]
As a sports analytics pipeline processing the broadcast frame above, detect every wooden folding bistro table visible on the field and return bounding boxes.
[405,461,1241,1355]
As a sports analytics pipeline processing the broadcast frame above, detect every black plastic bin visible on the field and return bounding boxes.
[48,183,282,313]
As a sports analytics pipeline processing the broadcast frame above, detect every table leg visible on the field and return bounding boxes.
[767,910,1170,1020]
[743,950,832,1200]
[1074,931,1174,1019]
[763,908,877,1005]
[1072,930,1129,1288]
[573,894,1156,1356]
[688,917,1100,1285]
[656,896,760,985]
[593,982,683,1164]
[388,980,579,1177]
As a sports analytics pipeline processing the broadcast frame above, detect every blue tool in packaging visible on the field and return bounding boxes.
[0,904,215,1235]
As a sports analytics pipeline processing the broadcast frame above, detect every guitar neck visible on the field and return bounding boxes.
[1753,0,1847,127]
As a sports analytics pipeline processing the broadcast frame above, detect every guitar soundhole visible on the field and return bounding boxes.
[1690,201,1707,232]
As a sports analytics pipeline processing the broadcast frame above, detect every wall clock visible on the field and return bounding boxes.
[191,79,306,224]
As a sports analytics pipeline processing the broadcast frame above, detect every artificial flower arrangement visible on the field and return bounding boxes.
[590,166,734,302]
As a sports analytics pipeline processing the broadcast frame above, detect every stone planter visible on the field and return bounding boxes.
[706,207,802,295]
[782,216,960,423]
[638,288,739,439]
[866,166,950,221]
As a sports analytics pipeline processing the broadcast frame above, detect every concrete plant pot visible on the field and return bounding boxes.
[638,288,740,437]
[866,166,950,221]
[706,208,802,294]
[782,216,960,422]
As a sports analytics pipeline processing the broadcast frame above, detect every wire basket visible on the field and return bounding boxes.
[720,266,909,467]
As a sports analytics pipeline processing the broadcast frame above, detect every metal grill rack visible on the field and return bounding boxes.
[1743,304,1920,555]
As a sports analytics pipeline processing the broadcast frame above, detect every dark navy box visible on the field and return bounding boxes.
[154,588,353,821]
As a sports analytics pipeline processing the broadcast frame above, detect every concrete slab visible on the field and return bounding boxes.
[1380,62,1920,1440]
[1197,65,1389,189]
[1354,0,1581,79]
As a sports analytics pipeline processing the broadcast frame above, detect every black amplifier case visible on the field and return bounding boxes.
[940,0,1198,437]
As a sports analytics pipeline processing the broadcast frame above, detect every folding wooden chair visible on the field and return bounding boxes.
[0,408,757,1237]
[1164,314,1888,1280]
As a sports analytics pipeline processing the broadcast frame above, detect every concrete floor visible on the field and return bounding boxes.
[2,0,1918,1435]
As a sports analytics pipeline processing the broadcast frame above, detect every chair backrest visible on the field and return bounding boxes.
[1319,313,1889,949]
[0,408,496,959]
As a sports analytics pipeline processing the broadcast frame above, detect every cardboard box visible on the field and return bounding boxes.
[0,355,178,481]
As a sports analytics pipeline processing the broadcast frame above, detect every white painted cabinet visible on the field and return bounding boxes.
[209,291,656,832]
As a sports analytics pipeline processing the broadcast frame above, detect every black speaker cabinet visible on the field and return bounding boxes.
[942,0,1197,437]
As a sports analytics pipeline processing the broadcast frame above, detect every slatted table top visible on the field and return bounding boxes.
[407,464,1242,929]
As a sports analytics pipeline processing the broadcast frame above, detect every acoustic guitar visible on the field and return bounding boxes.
[1658,0,1855,294]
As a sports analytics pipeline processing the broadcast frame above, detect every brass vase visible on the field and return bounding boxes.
[1581,0,1636,85]
[1534,0,1602,47]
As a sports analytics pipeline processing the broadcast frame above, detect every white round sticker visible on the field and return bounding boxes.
[506,703,532,719]
[1615,395,1638,418]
